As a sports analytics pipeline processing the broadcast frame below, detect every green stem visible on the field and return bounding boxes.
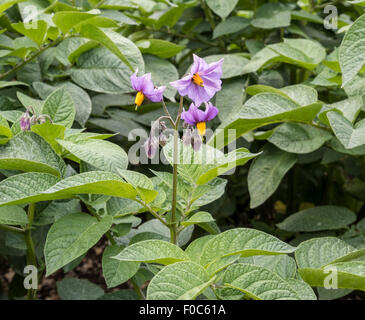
[130,278,145,300]
[170,96,184,244]
[0,36,67,81]
[0,224,24,234]
[24,203,37,300]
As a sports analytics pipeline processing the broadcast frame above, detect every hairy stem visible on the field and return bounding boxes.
[24,203,37,300]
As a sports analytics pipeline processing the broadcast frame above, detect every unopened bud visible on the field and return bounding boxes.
[144,136,159,159]
[20,111,31,131]
[191,129,202,152]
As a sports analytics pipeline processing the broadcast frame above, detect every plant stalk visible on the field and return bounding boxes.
[24,203,37,300]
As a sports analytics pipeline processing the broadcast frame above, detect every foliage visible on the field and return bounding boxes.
[0,0,365,301]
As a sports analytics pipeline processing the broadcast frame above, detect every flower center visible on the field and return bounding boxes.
[135,91,145,109]
[196,122,206,136]
[192,73,204,87]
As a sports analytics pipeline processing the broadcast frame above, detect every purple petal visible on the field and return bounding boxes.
[131,69,154,93]
[181,106,197,125]
[200,58,224,77]
[170,75,192,96]
[203,102,219,121]
[145,86,166,102]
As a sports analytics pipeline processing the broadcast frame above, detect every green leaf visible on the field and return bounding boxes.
[277,206,357,232]
[215,78,245,121]
[57,278,104,300]
[102,245,140,288]
[12,20,47,46]
[206,0,238,19]
[70,48,133,94]
[248,144,296,208]
[113,240,189,265]
[0,131,66,177]
[319,96,363,126]
[0,171,139,207]
[210,92,322,147]
[31,122,66,154]
[45,213,113,276]
[80,26,135,72]
[147,261,214,300]
[199,228,296,267]
[204,54,248,79]
[327,111,365,149]
[163,139,258,185]
[52,12,116,34]
[251,255,297,279]
[117,169,157,203]
[299,261,365,291]
[181,211,215,227]
[213,16,250,39]
[57,138,128,173]
[246,84,318,107]
[0,206,27,225]
[42,87,76,127]
[339,14,365,86]
[42,171,138,200]
[251,3,291,29]
[136,39,184,59]
[295,237,365,270]
[268,123,332,154]
[221,264,304,300]
[33,81,92,127]
[242,39,326,74]
[0,172,60,206]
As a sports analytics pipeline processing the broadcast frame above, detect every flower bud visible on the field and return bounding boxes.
[191,129,202,152]
[144,136,159,159]
[182,128,192,146]
[20,111,31,131]
[159,132,168,147]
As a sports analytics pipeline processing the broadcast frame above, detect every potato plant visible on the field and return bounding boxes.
[0,0,365,301]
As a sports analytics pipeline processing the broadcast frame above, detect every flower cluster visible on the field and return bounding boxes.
[19,107,52,131]
[130,54,223,158]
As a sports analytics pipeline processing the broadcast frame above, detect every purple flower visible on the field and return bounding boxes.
[20,111,31,131]
[170,54,224,106]
[181,102,219,136]
[131,69,166,109]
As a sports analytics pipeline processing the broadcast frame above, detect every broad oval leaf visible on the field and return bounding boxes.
[277,206,357,232]
[57,138,128,173]
[113,239,189,265]
[147,261,213,300]
[0,131,66,177]
[299,261,365,291]
[0,205,27,225]
[339,14,365,87]
[221,263,303,300]
[102,245,140,288]
[200,228,296,267]
[268,123,332,154]
[45,213,113,276]
[42,87,76,128]
[248,144,296,208]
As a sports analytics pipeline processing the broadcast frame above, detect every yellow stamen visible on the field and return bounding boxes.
[192,73,204,87]
[135,91,145,110]
[196,122,206,136]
